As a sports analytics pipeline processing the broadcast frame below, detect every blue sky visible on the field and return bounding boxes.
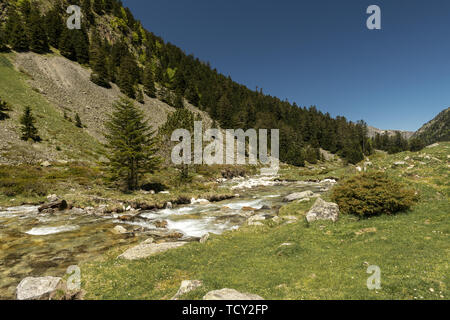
[122,0,450,131]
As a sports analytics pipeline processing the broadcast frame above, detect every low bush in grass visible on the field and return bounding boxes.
[332,172,417,217]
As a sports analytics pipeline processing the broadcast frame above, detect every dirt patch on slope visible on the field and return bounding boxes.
[14,52,179,143]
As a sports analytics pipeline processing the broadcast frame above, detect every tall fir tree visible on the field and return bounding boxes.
[59,28,76,60]
[92,0,104,15]
[20,106,41,142]
[44,9,63,48]
[89,32,110,87]
[0,24,9,52]
[81,0,94,24]
[143,65,156,98]
[29,11,49,54]
[10,18,29,52]
[118,56,137,99]
[104,98,159,191]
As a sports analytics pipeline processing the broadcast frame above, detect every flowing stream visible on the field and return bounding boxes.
[0,178,333,299]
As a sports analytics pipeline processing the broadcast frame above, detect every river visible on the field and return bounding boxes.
[0,177,334,299]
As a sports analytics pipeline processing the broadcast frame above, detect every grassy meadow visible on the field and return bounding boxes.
[80,143,449,300]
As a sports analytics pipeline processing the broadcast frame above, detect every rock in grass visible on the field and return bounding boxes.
[118,241,187,260]
[199,233,209,244]
[46,194,59,202]
[203,288,264,300]
[247,215,265,226]
[283,190,314,202]
[16,276,65,300]
[306,198,339,223]
[171,280,203,300]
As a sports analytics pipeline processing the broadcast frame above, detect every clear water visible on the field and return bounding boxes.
[0,180,328,299]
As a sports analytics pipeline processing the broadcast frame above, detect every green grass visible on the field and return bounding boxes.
[80,143,449,300]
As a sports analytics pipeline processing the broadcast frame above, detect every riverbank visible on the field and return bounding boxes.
[1,144,448,299]
[80,143,448,300]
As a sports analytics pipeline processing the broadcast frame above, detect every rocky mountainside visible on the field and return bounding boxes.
[0,52,212,164]
[367,126,414,140]
[411,107,450,144]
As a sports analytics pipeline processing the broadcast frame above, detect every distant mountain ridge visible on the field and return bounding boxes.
[411,107,450,144]
[367,126,414,140]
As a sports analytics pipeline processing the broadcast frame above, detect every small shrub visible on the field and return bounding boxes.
[332,172,417,217]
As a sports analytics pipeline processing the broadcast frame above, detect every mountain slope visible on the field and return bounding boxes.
[411,107,450,144]
[0,0,374,165]
[0,52,212,164]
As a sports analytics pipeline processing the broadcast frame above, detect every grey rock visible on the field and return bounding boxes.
[200,233,210,244]
[247,215,265,226]
[171,280,203,300]
[306,198,339,223]
[283,190,314,202]
[203,288,264,300]
[16,276,64,300]
[118,241,187,260]
[46,194,59,202]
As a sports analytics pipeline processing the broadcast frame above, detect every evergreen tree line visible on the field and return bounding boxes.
[373,132,425,154]
[1,0,416,165]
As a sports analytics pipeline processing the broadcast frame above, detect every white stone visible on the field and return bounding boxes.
[118,241,187,260]
[283,190,314,202]
[203,288,264,300]
[171,280,203,300]
[306,198,339,223]
[16,277,64,300]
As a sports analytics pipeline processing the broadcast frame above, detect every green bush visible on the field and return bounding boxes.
[332,172,417,217]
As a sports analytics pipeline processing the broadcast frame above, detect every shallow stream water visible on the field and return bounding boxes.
[0,178,332,299]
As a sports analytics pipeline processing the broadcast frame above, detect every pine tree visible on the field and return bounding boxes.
[29,11,49,54]
[59,28,76,60]
[172,93,184,109]
[44,9,63,48]
[20,106,41,142]
[75,113,83,128]
[0,97,11,120]
[409,137,425,152]
[92,0,104,15]
[104,98,159,191]
[73,29,90,64]
[118,57,137,99]
[89,32,110,87]
[143,65,156,98]
[0,24,9,52]
[81,0,94,24]
[10,18,29,52]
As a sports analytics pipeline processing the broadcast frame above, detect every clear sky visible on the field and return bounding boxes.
[122,0,450,131]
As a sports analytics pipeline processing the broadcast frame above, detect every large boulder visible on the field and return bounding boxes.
[306,198,339,223]
[118,241,187,260]
[203,288,264,300]
[283,190,314,202]
[16,276,65,300]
